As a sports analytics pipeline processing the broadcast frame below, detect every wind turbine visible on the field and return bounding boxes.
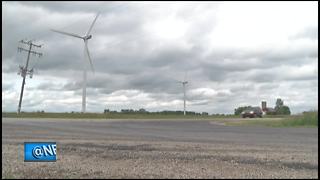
[51,13,99,113]
[178,72,188,116]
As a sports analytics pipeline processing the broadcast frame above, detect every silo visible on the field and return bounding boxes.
[261,101,267,111]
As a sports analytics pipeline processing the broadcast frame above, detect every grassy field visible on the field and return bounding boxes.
[3,112,316,127]
[226,111,318,127]
[2,112,238,120]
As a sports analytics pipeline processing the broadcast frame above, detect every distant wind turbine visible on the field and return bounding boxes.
[177,72,188,116]
[51,13,100,113]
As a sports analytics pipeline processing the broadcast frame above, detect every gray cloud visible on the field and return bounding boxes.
[2,2,318,114]
[290,26,318,40]
[17,1,131,14]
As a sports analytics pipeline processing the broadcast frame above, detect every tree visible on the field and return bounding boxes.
[234,106,252,115]
[202,112,209,116]
[274,98,290,115]
[275,105,291,115]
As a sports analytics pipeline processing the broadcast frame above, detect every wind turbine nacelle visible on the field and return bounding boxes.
[85,35,92,40]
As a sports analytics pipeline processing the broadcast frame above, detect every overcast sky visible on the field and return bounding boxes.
[2,1,318,114]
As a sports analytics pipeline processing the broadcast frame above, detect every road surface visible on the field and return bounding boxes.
[2,118,318,178]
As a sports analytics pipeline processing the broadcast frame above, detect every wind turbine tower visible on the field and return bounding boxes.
[181,81,188,116]
[178,72,188,116]
[51,13,99,113]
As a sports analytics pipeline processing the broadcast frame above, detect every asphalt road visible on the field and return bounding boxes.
[2,118,318,178]
[2,118,317,147]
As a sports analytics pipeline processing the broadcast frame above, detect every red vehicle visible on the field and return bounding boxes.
[241,107,263,118]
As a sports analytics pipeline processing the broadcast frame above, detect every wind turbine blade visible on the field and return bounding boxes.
[84,40,94,72]
[173,79,182,83]
[86,13,100,36]
[51,29,83,39]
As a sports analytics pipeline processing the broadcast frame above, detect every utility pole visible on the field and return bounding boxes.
[17,40,42,113]
[183,83,186,116]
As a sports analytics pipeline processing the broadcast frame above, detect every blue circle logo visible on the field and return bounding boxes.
[32,146,43,159]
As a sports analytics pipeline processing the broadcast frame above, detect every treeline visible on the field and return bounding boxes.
[104,108,210,116]
[14,109,240,117]
[234,106,252,115]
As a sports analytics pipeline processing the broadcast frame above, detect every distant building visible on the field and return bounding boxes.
[261,101,276,115]
[276,98,284,107]
[139,108,146,113]
[265,107,276,113]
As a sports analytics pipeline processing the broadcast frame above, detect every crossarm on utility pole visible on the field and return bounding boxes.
[18,47,43,57]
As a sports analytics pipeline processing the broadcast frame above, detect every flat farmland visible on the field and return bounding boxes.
[2,118,318,178]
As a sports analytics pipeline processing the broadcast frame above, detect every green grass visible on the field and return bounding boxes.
[2,112,293,120]
[2,112,239,120]
[227,111,318,127]
[279,111,318,127]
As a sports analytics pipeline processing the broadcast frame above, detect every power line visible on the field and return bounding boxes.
[17,39,43,113]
